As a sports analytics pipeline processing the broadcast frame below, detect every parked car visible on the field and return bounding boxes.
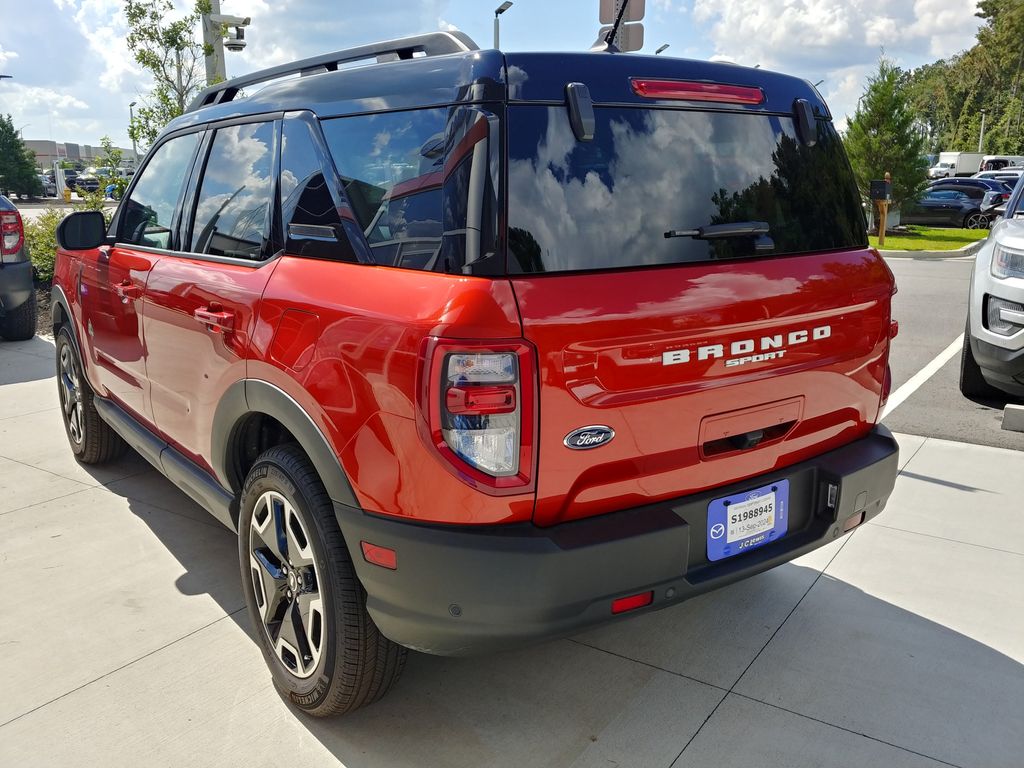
[0,195,36,340]
[973,169,1023,183]
[51,31,900,716]
[904,184,992,228]
[961,180,1024,401]
[37,174,57,197]
[73,174,100,193]
[928,161,954,179]
[927,177,1013,194]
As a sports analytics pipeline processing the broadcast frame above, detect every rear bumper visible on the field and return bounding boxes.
[337,425,899,656]
[0,260,34,315]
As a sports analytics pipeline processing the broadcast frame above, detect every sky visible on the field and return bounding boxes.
[0,0,986,153]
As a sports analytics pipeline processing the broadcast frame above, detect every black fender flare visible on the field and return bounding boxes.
[50,283,87,368]
[211,379,360,508]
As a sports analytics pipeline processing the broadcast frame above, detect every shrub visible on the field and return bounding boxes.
[23,208,65,283]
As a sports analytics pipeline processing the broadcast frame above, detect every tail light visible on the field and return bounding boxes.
[0,209,24,258]
[418,339,536,494]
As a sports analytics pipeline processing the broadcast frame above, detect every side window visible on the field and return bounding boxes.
[321,109,447,270]
[118,132,199,249]
[190,121,276,260]
[280,117,357,262]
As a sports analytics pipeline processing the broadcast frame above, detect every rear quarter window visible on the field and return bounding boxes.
[507,106,867,273]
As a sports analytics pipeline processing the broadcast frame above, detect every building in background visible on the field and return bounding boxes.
[24,139,138,170]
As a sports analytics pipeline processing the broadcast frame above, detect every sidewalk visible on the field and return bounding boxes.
[0,337,1020,768]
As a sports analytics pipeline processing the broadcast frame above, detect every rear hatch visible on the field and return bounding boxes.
[503,54,895,526]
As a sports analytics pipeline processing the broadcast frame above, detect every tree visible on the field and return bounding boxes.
[0,115,42,197]
[125,0,211,147]
[98,136,128,200]
[844,59,927,208]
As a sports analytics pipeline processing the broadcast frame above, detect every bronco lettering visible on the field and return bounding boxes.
[662,325,832,367]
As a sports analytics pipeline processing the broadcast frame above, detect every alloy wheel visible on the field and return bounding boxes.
[248,490,325,679]
[58,345,84,445]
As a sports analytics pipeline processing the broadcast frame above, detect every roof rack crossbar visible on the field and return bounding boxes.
[186,30,479,113]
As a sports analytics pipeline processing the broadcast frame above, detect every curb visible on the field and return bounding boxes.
[878,238,987,259]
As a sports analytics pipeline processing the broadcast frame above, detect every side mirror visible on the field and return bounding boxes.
[56,210,107,251]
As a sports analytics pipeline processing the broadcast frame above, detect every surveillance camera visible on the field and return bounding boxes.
[224,27,246,52]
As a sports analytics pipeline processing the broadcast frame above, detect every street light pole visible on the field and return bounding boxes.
[978,109,987,153]
[129,101,138,165]
[494,2,512,49]
[655,44,669,55]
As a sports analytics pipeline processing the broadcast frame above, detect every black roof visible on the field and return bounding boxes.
[163,34,830,137]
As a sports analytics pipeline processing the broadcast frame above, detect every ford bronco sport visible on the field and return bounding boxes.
[52,31,899,716]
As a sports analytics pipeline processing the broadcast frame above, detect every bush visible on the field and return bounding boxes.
[23,208,65,283]
[23,192,114,284]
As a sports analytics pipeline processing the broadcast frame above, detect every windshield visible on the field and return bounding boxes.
[507,106,866,273]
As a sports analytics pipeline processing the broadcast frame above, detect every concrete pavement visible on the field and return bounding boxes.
[0,336,1020,768]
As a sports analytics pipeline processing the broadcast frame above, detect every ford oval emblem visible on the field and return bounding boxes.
[564,425,615,450]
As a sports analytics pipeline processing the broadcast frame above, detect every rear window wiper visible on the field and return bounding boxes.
[665,221,775,252]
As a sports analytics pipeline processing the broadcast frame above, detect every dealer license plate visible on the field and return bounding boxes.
[706,480,789,562]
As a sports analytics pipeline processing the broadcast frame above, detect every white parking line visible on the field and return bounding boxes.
[881,334,964,419]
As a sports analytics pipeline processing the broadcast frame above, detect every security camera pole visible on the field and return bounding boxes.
[201,0,251,83]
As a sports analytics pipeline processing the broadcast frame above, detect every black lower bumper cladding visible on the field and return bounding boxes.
[336,425,899,656]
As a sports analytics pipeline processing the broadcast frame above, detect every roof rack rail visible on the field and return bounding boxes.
[186,30,480,113]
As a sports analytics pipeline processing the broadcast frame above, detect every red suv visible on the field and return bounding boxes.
[52,32,899,716]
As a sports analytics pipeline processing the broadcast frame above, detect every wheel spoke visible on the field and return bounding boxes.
[286,509,314,567]
[250,551,286,621]
[251,493,287,566]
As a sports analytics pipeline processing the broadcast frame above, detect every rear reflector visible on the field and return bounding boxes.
[631,78,764,105]
[611,591,653,615]
[842,512,865,532]
[360,541,397,570]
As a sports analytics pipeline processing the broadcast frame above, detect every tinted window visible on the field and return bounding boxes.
[507,106,867,273]
[280,117,359,262]
[119,132,199,249]
[321,109,447,270]
[191,121,276,260]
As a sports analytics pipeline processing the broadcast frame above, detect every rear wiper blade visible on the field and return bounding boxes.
[664,221,770,239]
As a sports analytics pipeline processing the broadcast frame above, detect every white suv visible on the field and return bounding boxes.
[961,195,1024,400]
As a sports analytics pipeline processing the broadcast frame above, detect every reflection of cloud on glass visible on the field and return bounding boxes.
[510,108,801,271]
[371,130,392,158]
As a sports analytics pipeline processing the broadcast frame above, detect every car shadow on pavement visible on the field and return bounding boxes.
[64,452,1024,768]
[291,571,1023,768]
[898,469,996,493]
[0,338,56,386]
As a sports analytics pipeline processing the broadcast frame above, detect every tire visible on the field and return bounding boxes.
[238,444,406,717]
[959,321,1005,402]
[964,211,989,230]
[0,298,37,341]
[55,326,128,463]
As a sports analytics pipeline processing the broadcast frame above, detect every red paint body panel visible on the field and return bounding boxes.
[78,246,159,421]
[253,256,532,524]
[511,248,895,527]
[143,255,277,472]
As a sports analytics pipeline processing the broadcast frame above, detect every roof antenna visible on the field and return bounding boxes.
[591,0,631,52]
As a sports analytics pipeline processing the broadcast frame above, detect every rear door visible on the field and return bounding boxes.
[505,103,894,526]
[143,119,279,472]
[79,132,200,422]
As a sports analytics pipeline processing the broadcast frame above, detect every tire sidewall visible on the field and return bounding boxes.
[238,457,340,708]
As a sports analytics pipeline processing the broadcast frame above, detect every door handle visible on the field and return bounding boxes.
[113,279,142,301]
[194,306,235,333]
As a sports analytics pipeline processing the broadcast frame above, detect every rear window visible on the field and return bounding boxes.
[507,106,866,274]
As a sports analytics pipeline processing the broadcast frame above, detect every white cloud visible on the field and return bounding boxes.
[0,44,18,70]
[692,0,983,130]
[438,17,459,32]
